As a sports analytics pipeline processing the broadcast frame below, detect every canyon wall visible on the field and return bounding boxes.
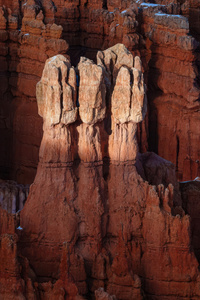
[1,0,200,183]
[1,0,200,298]
[139,2,200,181]
[0,0,68,183]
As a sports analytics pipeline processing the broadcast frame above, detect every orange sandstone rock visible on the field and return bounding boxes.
[0,1,68,183]
[15,47,200,299]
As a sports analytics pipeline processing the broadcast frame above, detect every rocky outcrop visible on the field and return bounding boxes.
[95,288,117,300]
[1,0,200,298]
[2,47,195,299]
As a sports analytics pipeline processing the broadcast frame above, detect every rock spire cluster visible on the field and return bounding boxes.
[0,45,200,299]
[1,0,200,298]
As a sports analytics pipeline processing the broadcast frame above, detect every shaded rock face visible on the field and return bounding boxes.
[0,48,194,299]
[0,205,86,300]
[0,179,29,213]
[180,179,200,264]
[139,2,200,181]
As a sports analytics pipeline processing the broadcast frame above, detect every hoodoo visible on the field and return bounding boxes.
[1,45,200,299]
[1,0,200,299]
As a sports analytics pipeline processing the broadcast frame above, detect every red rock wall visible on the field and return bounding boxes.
[0,1,68,183]
[0,205,87,299]
[139,3,200,181]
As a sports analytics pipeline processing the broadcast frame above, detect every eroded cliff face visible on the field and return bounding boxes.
[0,46,195,300]
[0,0,68,183]
[1,0,200,183]
[140,2,200,181]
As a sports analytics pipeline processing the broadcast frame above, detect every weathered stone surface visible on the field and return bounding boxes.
[0,207,84,300]
[111,63,146,124]
[50,0,200,181]
[37,55,77,127]
[0,1,68,183]
[16,49,146,299]
[97,43,134,85]
[139,1,200,181]
[96,44,147,162]
[78,57,106,125]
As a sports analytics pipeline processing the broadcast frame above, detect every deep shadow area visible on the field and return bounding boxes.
[180,181,200,264]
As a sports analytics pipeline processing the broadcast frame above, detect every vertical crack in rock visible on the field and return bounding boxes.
[176,134,180,172]
[58,65,63,123]
[103,0,108,10]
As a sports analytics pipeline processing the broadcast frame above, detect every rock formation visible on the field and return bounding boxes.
[140,1,200,181]
[19,46,146,298]
[1,0,200,298]
[0,46,195,299]
[0,0,68,183]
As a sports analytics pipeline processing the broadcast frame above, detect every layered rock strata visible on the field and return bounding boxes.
[0,0,68,183]
[54,0,142,61]
[139,2,200,181]
[9,47,200,299]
